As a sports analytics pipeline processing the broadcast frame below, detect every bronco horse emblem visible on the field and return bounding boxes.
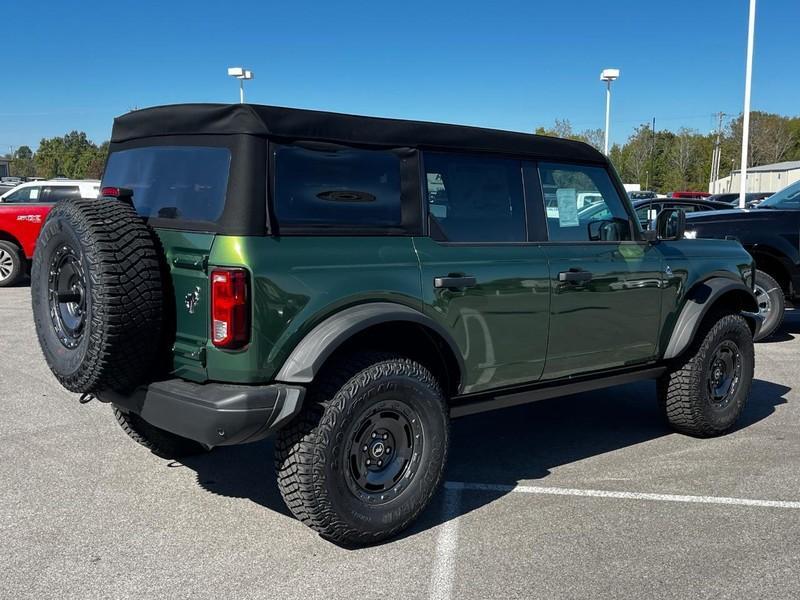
[184,287,201,314]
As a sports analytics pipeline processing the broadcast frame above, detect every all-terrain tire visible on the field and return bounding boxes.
[753,269,785,341]
[31,198,164,394]
[0,240,24,287]
[658,313,754,437]
[275,352,449,545]
[113,406,208,459]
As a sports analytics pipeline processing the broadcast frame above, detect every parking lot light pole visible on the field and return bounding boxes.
[227,67,254,103]
[600,69,620,155]
[738,0,756,209]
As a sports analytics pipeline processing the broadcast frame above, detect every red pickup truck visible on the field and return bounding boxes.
[0,180,99,286]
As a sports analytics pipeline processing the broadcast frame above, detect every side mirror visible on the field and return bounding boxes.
[655,208,686,241]
[588,218,627,241]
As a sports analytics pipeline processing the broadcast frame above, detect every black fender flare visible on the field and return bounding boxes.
[663,277,759,360]
[274,302,465,390]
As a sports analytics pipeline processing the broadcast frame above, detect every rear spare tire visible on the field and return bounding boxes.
[31,198,164,394]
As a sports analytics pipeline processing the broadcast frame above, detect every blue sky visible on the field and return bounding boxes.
[2,0,798,151]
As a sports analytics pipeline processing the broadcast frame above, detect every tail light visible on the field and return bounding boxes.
[100,186,134,201]
[210,268,250,349]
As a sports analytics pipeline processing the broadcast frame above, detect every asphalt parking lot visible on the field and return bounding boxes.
[2,284,799,600]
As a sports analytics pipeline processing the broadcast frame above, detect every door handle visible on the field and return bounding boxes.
[558,268,593,283]
[434,275,477,289]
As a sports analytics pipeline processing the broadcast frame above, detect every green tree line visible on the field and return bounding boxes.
[537,111,800,192]
[6,132,109,180]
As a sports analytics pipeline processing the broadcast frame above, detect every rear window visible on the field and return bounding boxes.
[102,146,231,223]
[273,145,402,228]
[42,186,81,202]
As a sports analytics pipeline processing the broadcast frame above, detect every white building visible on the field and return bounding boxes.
[711,160,800,194]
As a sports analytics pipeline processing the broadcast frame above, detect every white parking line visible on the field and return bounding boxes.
[428,480,800,600]
[445,480,800,509]
[428,485,462,600]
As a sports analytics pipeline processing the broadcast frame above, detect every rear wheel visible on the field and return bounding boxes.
[0,240,24,287]
[113,406,209,459]
[753,269,785,340]
[275,353,449,545]
[658,313,754,437]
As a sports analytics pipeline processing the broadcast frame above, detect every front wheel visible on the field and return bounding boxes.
[753,269,785,341]
[275,353,449,545]
[658,313,754,437]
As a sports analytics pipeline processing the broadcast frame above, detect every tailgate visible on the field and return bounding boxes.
[155,229,215,382]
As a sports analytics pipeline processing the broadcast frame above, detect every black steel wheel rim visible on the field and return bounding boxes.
[707,340,742,408]
[344,399,423,505]
[48,245,87,349]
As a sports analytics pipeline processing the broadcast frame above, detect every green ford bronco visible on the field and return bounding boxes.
[32,104,761,545]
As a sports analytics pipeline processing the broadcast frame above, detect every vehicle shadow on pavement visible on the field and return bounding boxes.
[759,309,800,343]
[180,438,293,519]
[178,377,789,545]
[6,276,30,288]
[403,376,790,542]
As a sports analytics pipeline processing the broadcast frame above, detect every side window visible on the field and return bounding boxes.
[539,162,632,242]
[424,153,526,242]
[3,186,40,203]
[273,145,402,228]
[41,186,81,203]
[635,203,652,221]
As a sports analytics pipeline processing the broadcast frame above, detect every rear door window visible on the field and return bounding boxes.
[424,153,526,242]
[273,145,402,228]
[102,146,231,223]
[41,186,81,202]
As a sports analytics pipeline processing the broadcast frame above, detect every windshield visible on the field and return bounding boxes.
[758,181,800,209]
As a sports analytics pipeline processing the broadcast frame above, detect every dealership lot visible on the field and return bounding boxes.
[2,285,799,600]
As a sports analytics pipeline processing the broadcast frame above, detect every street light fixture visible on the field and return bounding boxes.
[227,67,254,104]
[600,68,620,156]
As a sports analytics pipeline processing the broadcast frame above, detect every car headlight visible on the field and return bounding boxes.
[684,230,697,239]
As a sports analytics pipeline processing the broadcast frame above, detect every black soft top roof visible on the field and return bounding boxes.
[111,103,607,164]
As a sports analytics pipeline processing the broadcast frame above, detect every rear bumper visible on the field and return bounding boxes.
[99,379,305,448]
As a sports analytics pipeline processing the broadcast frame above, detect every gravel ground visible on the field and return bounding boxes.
[1,285,798,599]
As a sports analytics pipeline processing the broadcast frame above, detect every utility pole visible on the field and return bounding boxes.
[709,112,726,194]
[648,117,656,191]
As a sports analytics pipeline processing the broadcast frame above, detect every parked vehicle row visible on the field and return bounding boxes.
[0,179,99,286]
[707,192,772,206]
[686,179,800,339]
[586,197,732,229]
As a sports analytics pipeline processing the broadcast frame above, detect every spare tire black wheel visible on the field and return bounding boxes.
[31,198,165,394]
